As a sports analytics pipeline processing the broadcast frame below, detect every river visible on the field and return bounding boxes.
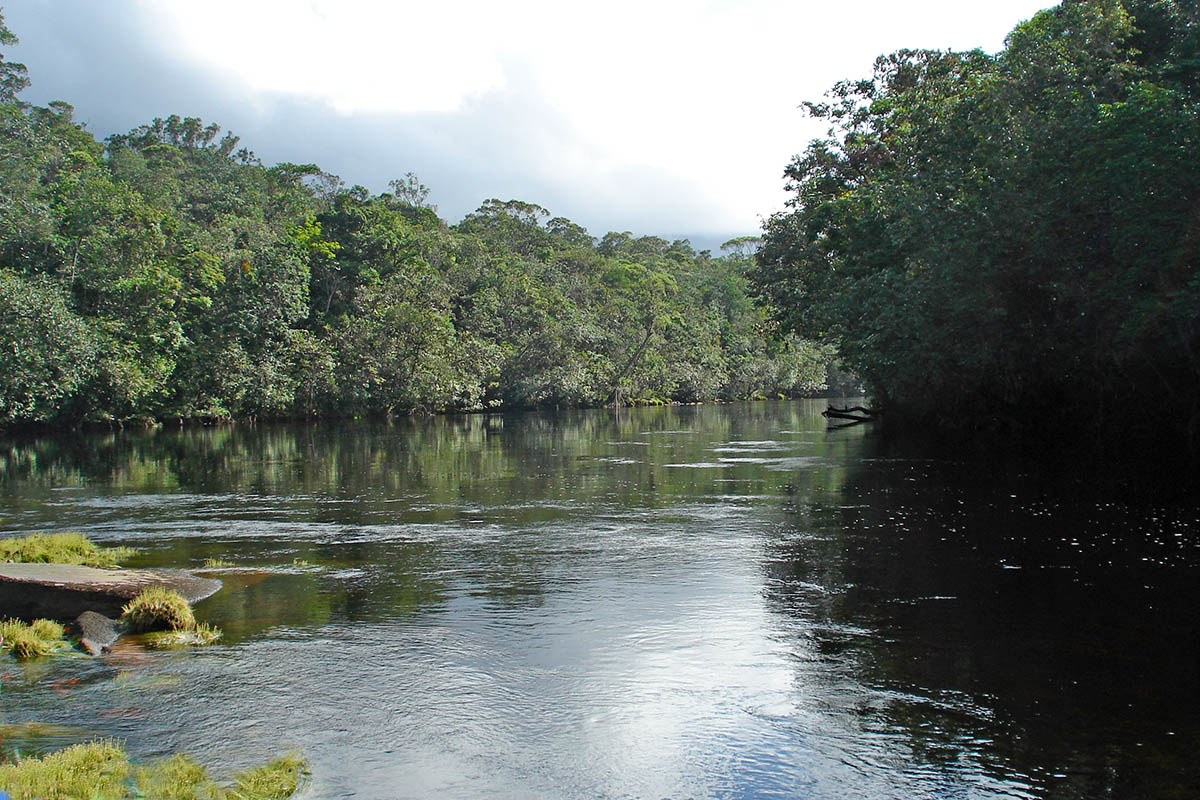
[0,400,1196,798]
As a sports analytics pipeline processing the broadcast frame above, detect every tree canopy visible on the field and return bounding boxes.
[752,0,1200,441]
[0,12,833,425]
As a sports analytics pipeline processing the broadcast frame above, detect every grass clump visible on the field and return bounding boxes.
[227,753,307,800]
[30,618,65,640]
[121,587,222,647]
[120,586,195,633]
[0,618,68,659]
[0,742,307,800]
[0,740,129,800]
[0,532,134,567]
[134,754,218,800]
[143,622,222,649]
[202,557,234,569]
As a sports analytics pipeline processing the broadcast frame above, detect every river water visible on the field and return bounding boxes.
[0,400,1197,799]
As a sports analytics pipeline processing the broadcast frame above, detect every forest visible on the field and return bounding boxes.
[752,0,1200,443]
[5,0,1198,445]
[0,13,834,426]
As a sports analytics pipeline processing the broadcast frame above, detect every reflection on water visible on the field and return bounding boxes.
[0,402,1198,798]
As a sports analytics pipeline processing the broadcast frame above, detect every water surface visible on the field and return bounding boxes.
[0,401,1197,798]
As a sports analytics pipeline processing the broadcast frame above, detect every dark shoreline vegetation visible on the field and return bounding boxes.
[751,0,1200,450]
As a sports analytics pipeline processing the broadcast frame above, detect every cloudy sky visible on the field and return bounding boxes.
[4,0,1052,249]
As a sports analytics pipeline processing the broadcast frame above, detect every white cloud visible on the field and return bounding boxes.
[15,0,1056,237]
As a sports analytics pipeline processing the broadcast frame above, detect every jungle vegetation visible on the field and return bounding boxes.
[752,0,1200,442]
[0,13,832,427]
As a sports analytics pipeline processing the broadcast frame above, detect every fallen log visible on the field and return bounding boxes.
[823,410,874,422]
[824,405,878,417]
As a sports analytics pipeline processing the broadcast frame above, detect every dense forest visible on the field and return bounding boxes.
[0,14,836,426]
[752,0,1200,443]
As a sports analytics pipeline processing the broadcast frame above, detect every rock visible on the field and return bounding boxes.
[0,564,221,622]
[73,610,120,655]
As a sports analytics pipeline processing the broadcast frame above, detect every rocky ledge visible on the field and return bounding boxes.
[0,564,221,621]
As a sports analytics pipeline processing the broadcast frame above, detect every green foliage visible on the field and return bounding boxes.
[142,621,222,648]
[226,754,308,800]
[134,755,218,800]
[0,531,133,567]
[0,14,833,424]
[0,741,129,800]
[120,586,196,632]
[29,618,64,641]
[753,0,1200,435]
[0,271,97,422]
[0,740,307,800]
[0,618,68,658]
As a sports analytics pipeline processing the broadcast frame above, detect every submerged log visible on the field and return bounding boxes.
[0,564,221,622]
[822,404,878,427]
[825,404,878,417]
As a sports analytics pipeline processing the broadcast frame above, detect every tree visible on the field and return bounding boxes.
[0,270,96,422]
[753,0,1200,438]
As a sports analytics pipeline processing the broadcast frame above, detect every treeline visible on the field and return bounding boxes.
[752,0,1200,442]
[0,16,833,426]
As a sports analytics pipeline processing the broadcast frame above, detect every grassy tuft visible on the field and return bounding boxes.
[202,557,234,569]
[1,618,68,659]
[121,586,195,633]
[0,740,129,800]
[30,618,65,640]
[134,754,218,800]
[0,532,134,567]
[0,742,306,800]
[228,753,308,800]
[143,622,222,649]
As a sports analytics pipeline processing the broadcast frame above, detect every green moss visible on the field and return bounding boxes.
[0,742,307,800]
[121,586,195,633]
[0,532,134,567]
[1,618,68,659]
[0,740,129,800]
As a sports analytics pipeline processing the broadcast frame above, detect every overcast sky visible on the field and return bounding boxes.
[3,0,1053,249]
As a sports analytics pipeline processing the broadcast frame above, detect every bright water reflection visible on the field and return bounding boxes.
[0,401,1197,798]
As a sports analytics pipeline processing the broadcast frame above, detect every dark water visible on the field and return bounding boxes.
[1,401,1198,799]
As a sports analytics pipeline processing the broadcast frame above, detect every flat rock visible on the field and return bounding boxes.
[73,610,120,655]
[0,564,221,621]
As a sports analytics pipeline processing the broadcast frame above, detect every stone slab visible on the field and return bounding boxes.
[0,564,221,621]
